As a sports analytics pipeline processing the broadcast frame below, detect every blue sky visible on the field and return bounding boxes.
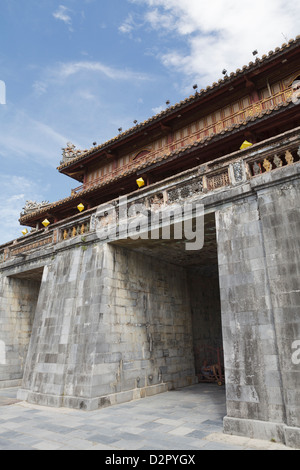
[0,0,299,244]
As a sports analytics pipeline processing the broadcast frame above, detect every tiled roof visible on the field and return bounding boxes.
[57,35,300,172]
[21,97,294,224]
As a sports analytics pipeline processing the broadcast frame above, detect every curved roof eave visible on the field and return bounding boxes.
[21,98,296,225]
[56,36,300,173]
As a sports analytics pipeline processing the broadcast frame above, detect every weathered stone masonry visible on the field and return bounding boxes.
[17,244,198,410]
[217,167,300,446]
[1,109,300,448]
[0,276,41,387]
[1,32,300,456]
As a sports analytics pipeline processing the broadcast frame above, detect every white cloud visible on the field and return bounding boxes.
[53,60,151,82]
[1,58,154,184]
[31,61,152,98]
[53,5,72,24]
[129,0,300,87]
[119,13,136,34]
[53,5,73,31]
[145,7,175,32]
[152,104,165,115]
[77,89,97,101]
[32,80,48,96]
[0,106,70,166]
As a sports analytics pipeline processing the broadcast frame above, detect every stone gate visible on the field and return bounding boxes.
[1,36,300,448]
[1,127,300,448]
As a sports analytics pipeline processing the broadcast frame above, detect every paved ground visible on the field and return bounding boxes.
[0,384,294,451]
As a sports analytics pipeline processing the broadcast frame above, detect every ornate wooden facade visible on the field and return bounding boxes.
[18,36,300,230]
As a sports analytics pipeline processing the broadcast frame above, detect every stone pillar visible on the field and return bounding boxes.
[18,244,113,409]
[256,179,300,447]
[18,242,196,410]
[216,178,300,448]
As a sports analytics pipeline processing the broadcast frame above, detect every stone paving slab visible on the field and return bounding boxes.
[0,384,295,451]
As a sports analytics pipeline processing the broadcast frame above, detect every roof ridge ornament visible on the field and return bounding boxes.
[21,200,50,217]
[61,142,86,164]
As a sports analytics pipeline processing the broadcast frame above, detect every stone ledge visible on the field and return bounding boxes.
[17,383,170,412]
[0,379,22,389]
[17,377,199,412]
[224,416,300,449]
[205,432,295,450]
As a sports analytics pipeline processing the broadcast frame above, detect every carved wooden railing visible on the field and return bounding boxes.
[0,214,92,263]
[169,88,294,151]
[0,229,55,264]
[61,220,90,241]
[1,127,299,264]
[248,146,300,177]
[72,88,294,195]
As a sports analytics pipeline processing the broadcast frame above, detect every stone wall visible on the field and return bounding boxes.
[18,243,197,410]
[188,270,222,376]
[258,179,300,439]
[0,145,299,447]
[0,276,40,387]
[216,175,300,448]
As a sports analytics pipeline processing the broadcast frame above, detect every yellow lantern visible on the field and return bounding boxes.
[240,140,253,150]
[77,203,85,212]
[21,229,28,236]
[42,219,50,228]
[136,178,145,188]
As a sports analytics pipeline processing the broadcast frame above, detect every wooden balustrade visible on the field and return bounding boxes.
[249,145,300,177]
[72,88,293,195]
[0,220,92,263]
[62,221,90,240]
[0,232,54,262]
[1,127,299,265]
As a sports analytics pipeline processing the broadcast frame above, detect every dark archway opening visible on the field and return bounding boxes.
[112,211,225,391]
